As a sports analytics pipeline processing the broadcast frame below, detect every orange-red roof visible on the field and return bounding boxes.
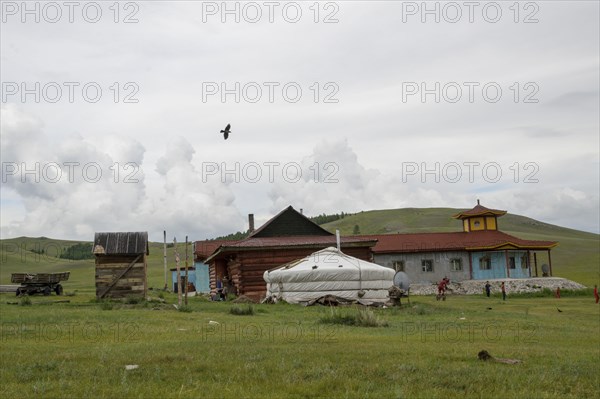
[452,202,507,220]
[194,239,238,260]
[359,231,557,253]
[203,235,377,262]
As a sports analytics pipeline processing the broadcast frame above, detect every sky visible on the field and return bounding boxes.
[1,0,599,242]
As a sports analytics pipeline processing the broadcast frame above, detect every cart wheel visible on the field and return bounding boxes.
[55,284,63,296]
[43,287,51,296]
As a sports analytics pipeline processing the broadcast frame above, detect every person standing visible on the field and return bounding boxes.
[501,281,506,301]
[485,281,491,297]
[594,285,599,304]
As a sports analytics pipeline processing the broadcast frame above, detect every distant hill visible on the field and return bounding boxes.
[320,208,599,286]
[1,208,597,289]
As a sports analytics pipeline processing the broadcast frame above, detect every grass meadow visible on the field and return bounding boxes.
[1,292,598,399]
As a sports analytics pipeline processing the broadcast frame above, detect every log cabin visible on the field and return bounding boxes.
[199,206,377,300]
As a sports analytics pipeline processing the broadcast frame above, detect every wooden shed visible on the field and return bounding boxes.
[93,232,149,299]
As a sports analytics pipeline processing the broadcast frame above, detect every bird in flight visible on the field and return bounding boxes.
[220,124,231,140]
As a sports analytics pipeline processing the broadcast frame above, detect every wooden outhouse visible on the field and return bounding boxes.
[93,232,149,299]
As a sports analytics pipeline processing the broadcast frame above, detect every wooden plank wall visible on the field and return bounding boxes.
[95,255,147,299]
[224,247,373,300]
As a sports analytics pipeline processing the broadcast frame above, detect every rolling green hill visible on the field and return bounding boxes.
[1,208,598,290]
[321,208,599,286]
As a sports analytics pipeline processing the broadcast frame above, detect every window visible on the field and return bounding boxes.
[521,255,528,269]
[479,256,491,270]
[393,261,405,272]
[450,258,462,271]
[421,259,434,272]
[509,257,516,269]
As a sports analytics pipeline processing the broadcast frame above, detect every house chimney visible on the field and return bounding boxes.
[477,199,480,205]
[300,208,303,215]
[248,214,255,232]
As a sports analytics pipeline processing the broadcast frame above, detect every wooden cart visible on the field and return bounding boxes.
[11,272,70,296]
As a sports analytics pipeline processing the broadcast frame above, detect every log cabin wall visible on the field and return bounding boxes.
[216,246,373,300]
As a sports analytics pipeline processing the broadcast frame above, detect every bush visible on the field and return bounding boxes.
[177,305,193,313]
[100,301,114,310]
[230,304,255,315]
[125,296,141,305]
[19,296,32,306]
[319,307,388,327]
[355,307,389,327]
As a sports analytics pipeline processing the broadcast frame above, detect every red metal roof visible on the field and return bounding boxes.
[223,235,375,248]
[358,231,557,253]
[194,239,239,260]
[204,235,377,262]
[452,202,507,219]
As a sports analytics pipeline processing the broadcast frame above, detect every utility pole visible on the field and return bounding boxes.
[184,235,189,305]
[163,230,167,290]
[174,237,182,306]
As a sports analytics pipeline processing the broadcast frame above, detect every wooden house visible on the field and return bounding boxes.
[93,232,149,299]
[193,239,236,294]
[198,206,377,300]
[362,201,558,284]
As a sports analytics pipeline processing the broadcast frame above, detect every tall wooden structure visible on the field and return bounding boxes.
[93,232,149,299]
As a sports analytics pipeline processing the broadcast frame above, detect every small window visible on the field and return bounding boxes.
[421,259,434,272]
[450,258,462,271]
[393,261,405,272]
[479,256,491,270]
[521,255,528,269]
[474,220,481,227]
[509,257,516,269]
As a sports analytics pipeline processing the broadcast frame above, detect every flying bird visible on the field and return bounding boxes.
[220,123,231,140]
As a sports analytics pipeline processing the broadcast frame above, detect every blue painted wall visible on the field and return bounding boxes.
[471,250,529,280]
[194,262,210,293]
[171,269,196,293]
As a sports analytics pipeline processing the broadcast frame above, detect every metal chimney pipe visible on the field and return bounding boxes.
[248,214,255,232]
[336,229,341,252]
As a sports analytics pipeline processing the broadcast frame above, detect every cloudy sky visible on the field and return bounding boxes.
[1,1,599,241]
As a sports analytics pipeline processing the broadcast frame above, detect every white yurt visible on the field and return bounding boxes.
[263,247,394,304]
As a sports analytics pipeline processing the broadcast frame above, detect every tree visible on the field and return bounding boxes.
[353,224,361,235]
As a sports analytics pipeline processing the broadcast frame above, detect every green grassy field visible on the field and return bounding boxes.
[0,293,598,398]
